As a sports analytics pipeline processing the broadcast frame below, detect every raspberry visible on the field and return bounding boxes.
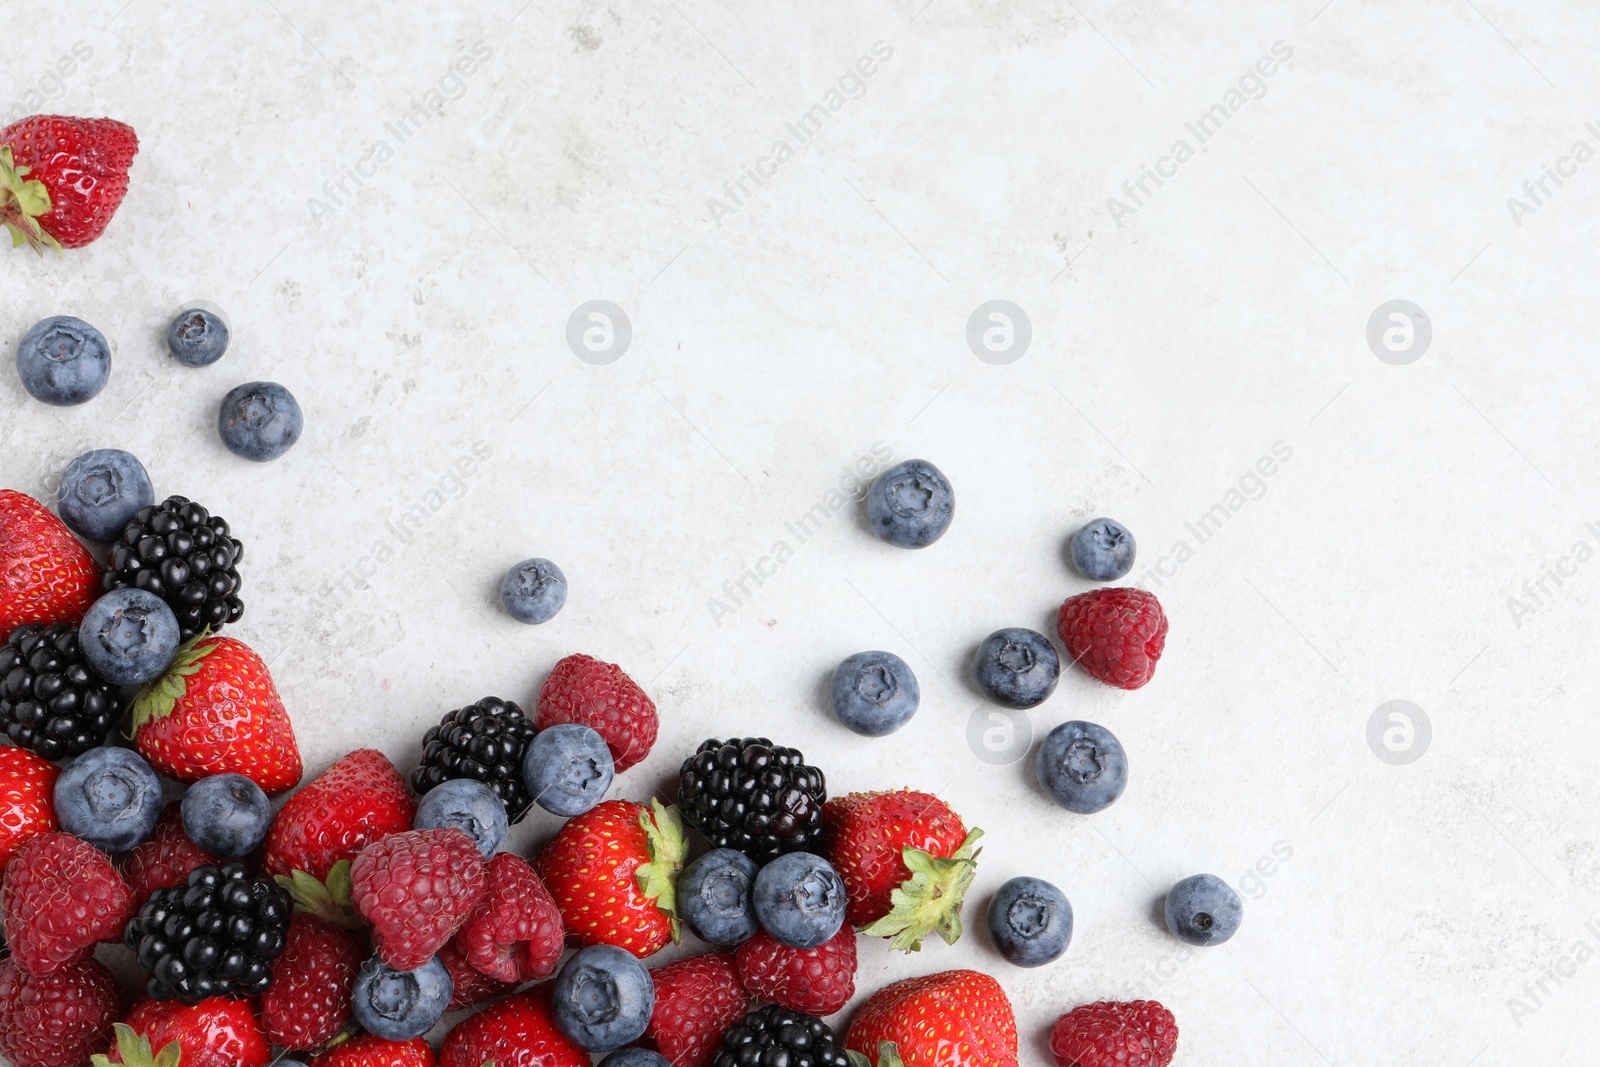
[536,654,658,772]
[121,802,223,912]
[1050,1000,1178,1067]
[350,828,486,970]
[436,940,513,1011]
[0,957,120,1067]
[735,928,856,1017]
[261,914,366,1050]
[454,851,564,983]
[1056,588,1169,690]
[647,953,750,1067]
[0,832,130,975]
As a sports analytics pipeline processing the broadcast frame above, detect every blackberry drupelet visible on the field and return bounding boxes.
[103,496,244,643]
[412,697,539,823]
[711,1005,850,1067]
[678,738,827,863]
[124,862,288,1003]
[0,622,120,759]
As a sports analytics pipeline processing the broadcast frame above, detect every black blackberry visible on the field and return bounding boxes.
[0,622,120,759]
[103,495,244,643]
[412,696,539,823]
[123,862,288,1003]
[712,1005,850,1067]
[678,738,827,862]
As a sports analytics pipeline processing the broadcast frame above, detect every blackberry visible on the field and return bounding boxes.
[103,495,244,643]
[678,738,827,863]
[412,697,539,823]
[711,1005,850,1067]
[0,622,120,759]
[123,862,288,1004]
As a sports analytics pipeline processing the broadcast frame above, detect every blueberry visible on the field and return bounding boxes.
[1165,873,1243,947]
[1070,517,1136,581]
[521,723,613,818]
[501,558,567,624]
[986,876,1073,967]
[57,449,155,543]
[413,778,508,859]
[181,773,273,858]
[830,650,920,737]
[866,459,954,548]
[78,588,181,686]
[679,848,760,946]
[53,747,164,852]
[973,628,1060,709]
[1036,720,1128,814]
[752,851,847,949]
[166,307,230,367]
[551,944,655,1051]
[217,381,302,462]
[600,1051,672,1067]
[351,954,453,1040]
[14,316,112,406]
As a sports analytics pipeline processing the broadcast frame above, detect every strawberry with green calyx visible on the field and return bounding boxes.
[2,115,137,253]
[845,970,1019,1067]
[91,1023,179,1067]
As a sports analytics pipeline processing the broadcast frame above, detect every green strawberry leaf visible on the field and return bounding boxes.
[89,1024,180,1067]
[0,145,63,257]
[127,632,218,734]
[846,1054,873,1067]
[875,1043,906,1067]
[275,861,360,929]
[859,828,984,952]
[636,798,687,943]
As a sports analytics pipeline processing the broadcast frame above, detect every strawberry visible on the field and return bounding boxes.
[1050,1000,1178,1067]
[1,115,137,253]
[534,798,685,958]
[736,927,856,1017]
[0,490,99,634]
[823,789,981,951]
[438,986,587,1067]
[0,956,121,1067]
[259,914,366,1051]
[0,745,59,872]
[350,827,486,971]
[1056,587,1169,690]
[536,653,659,771]
[844,970,1019,1067]
[120,801,222,912]
[454,850,564,983]
[101,997,271,1067]
[128,635,303,793]
[646,952,750,1067]
[312,1033,436,1067]
[1,831,130,975]
[435,939,513,1011]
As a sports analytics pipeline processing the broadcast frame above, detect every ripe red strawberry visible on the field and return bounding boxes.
[1050,1000,1178,1067]
[845,970,1019,1067]
[0,491,99,634]
[534,798,685,958]
[438,986,587,1067]
[436,939,513,1011]
[0,745,59,872]
[536,653,659,771]
[1,116,137,252]
[128,635,303,793]
[823,789,981,951]
[312,1033,436,1067]
[103,996,271,1067]
[645,952,748,1067]
[350,827,486,970]
[1,831,130,974]
[454,850,564,983]
[0,956,120,1067]
[259,914,366,1051]
[120,801,222,912]
[735,927,856,1017]
[1057,588,1169,690]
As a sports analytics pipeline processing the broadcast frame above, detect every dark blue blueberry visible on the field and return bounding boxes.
[1070,517,1136,581]
[181,773,273,858]
[973,628,1060,709]
[600,1051,672,1067]
[57,449,155,543]
[1036,720,1128,814]
[830,650,919,737]
[413,778,507,859]
[866,459,954,548]
[1165,873,1243,946]
[53,747,164,852]
[78,587,181,686]
[217,381,302,462]
[351,954,453,1040]
[166,307,230,367]
[15,316,111,405]
[501,558,567,624]
[679,848,760,946]
[551,944,655,1051]
[986,876,1073,967]
[522,723,613,818]
[752,851,846,949]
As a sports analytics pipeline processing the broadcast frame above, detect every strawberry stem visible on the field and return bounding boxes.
[859,828,984,952]
[0,145,62,256]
